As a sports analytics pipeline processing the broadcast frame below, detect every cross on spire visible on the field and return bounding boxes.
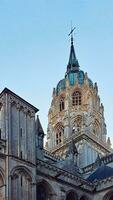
[68,26,76,46]
[66,26,80,74]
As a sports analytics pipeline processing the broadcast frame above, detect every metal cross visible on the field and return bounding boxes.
[68,27,76,36]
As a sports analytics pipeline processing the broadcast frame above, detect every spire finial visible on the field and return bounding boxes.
[67,26,80,74]
[68,26,76,46]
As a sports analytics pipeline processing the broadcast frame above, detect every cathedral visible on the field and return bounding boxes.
[0,32,113,200]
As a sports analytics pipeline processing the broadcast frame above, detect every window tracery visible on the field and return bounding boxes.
[72,91,81,106]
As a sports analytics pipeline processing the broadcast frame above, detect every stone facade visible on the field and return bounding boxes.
[0,35,113,200]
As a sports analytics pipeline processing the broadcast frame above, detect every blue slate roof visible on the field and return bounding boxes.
[56,71,93,95]
[87,165,113,182]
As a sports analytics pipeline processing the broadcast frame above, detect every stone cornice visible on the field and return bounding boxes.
[50,131,112,154]
[36,158,94,192]
[0,87,38,113]
[93,175,113,192]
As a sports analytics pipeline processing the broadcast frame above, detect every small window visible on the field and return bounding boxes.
[59,98,65,111]
[72,91,81,106]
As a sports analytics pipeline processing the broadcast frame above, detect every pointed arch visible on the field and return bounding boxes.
[37,179,56,200]
[59,97,65,111]
[66,190,78,200]
[10,166,34,200]
[10,165,33,181]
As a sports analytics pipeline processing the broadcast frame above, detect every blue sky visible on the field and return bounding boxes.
[0,0,113,143]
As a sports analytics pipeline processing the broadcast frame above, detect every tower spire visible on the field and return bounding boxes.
[67,27,80,74]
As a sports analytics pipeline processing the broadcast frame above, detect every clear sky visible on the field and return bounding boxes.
[0,0,113,143]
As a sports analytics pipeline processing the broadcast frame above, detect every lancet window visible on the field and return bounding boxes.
[56,131,62,145]
[55,123,64,145]
[72,91,81,106]
[59,98,65,111]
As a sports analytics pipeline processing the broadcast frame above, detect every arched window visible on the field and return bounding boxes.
[56,131,62,145]
[55,123,64,145]
[72,91,81,106]
[11,167,32,200]
[59,98,65,111]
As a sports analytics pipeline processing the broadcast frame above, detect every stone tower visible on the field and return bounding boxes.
[46,33,112,168]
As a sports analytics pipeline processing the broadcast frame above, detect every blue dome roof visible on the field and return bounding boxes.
[87,165,113,182]
[56,71,93,95]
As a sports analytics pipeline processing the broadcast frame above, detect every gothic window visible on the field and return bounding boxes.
[72,91,81,106]
[59,98,65,111]
[11,168,32,200]
[56,131,62,145]
[55,123,64,145]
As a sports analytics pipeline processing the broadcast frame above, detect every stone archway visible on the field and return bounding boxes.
[66,191,78,200]
[103,191,113,200]
[37,181,55,200]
